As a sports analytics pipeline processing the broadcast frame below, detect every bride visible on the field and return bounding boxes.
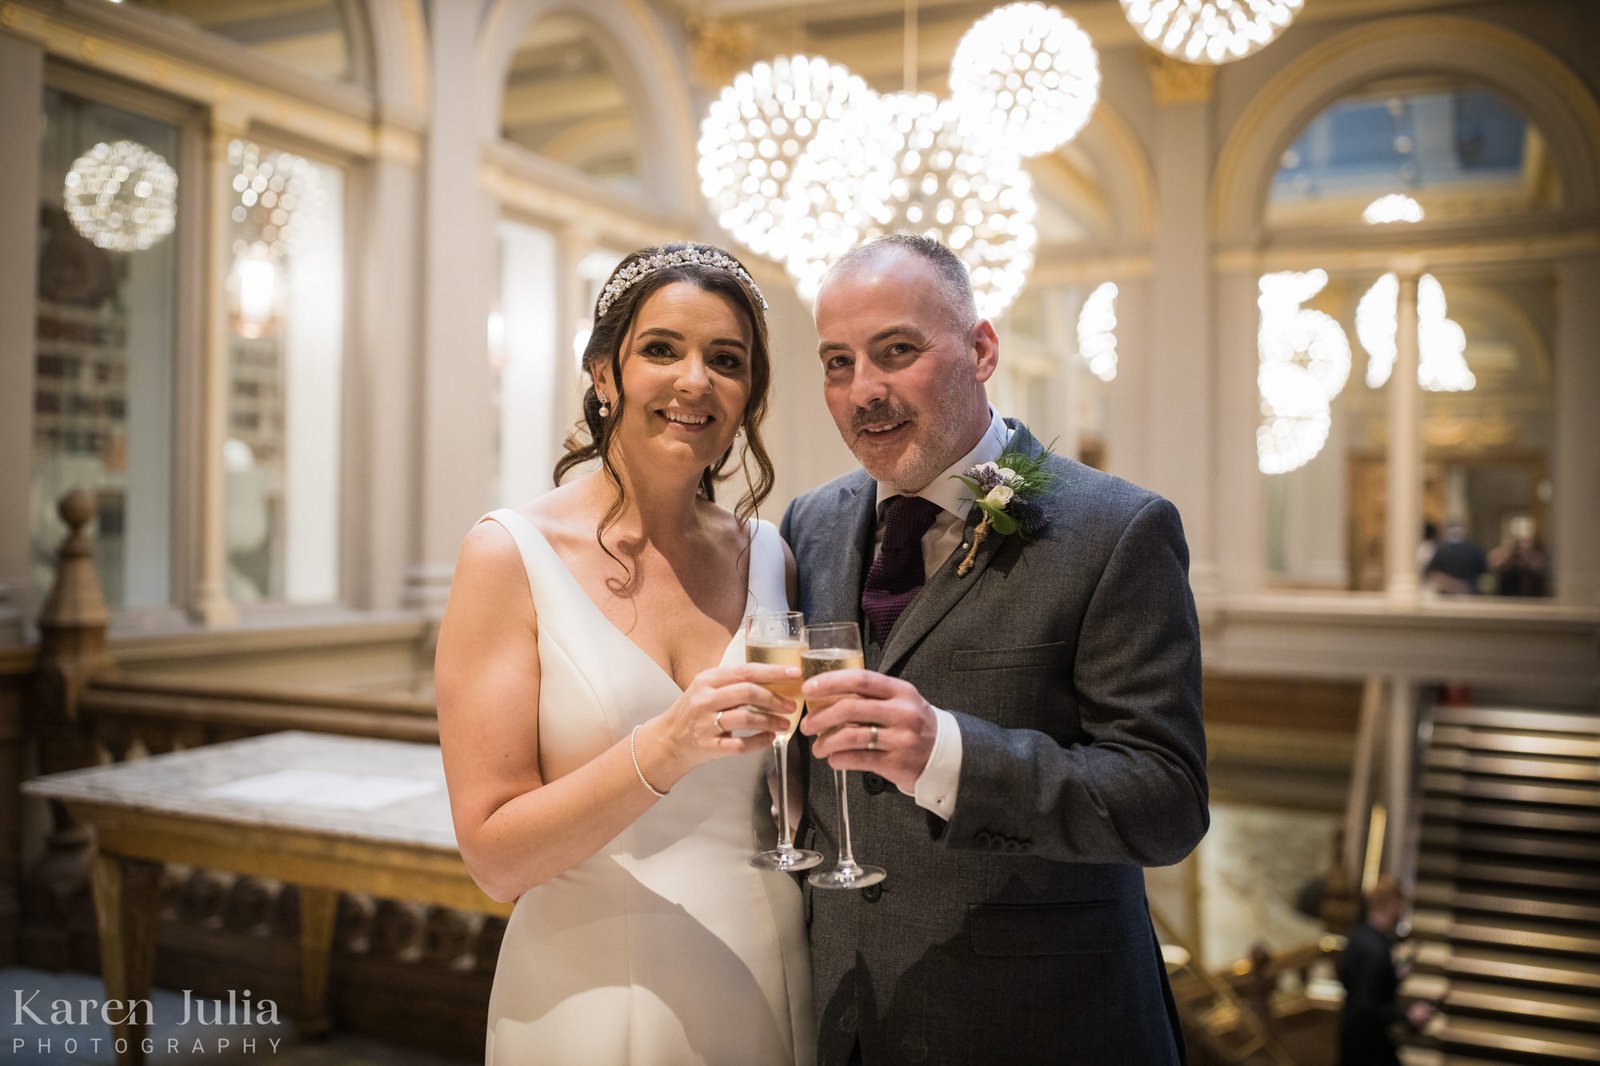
[436,243,815,1065]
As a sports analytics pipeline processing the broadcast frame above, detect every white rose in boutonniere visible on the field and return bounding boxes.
[951,443,1057,577]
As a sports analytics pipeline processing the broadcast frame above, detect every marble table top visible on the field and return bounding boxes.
[23,731,459,852]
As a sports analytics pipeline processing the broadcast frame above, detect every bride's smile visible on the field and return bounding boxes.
[597,281,754,474]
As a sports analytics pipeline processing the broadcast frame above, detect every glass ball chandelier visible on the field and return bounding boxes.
[63,139,178,252]
[697,55,875,262]
[948,2,1100,158]
[227,139,326,261]
[1363,193,1424,225]
[1358,273,1475,392]
[1120,0,1304,65]
[781,93,1037,320]
[1256,270,1349,474]
[1076,282,1119,382]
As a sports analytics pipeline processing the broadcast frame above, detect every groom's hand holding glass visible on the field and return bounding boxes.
[799,671,940,798]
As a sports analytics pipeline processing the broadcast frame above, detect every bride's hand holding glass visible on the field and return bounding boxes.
[632,664,799,792]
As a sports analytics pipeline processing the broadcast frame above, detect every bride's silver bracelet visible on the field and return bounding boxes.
[630,724,669,799]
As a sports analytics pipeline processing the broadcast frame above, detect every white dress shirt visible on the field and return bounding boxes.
[872,407,1012,820]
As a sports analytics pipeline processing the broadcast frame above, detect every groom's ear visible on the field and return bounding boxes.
[971,319,999,384]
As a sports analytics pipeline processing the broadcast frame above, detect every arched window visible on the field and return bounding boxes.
[1257,81,1559,599]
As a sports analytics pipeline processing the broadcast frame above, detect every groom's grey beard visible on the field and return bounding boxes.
[848,368,978,491]
[850,400,916,436]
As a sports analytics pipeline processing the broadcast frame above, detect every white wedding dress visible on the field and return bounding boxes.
[480,509,814,1066]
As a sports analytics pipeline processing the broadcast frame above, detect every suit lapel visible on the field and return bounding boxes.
[877,422,1044,676]
[811,473,877,629]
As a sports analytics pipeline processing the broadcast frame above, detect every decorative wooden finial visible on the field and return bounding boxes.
[37,489,110,665]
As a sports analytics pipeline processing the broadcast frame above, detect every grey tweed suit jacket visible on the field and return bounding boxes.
[780,420,1207,1066]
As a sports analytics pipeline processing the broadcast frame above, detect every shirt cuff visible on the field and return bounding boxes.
[909,706,962,820]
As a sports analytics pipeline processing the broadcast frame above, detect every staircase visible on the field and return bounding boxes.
[1402,705,1600,1066]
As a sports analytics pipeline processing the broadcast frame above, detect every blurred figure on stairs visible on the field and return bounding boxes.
[1337,877,1437,1066]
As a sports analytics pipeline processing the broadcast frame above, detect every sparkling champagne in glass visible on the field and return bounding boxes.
[747,611,822,872]
[802,621,886,890]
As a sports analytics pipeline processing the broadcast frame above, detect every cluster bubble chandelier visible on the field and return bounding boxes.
[1358,273,1475,393]
[1256,270,1351,475]
[63,140,178,252]
[948,2,1100,158]
[697,3,1100,321]
[697,56,873,261]
[227,139,327,261]
[1076,282,1120,382]
[782,93,1037,320]
[1119,0,1304,65]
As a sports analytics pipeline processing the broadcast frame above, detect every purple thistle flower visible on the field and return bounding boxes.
[1015,499,1047,538]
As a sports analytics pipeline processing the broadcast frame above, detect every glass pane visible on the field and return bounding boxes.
[1260,270,1384,590]
[123,0,357,85]
[501,15,641,194]
[224,141,344,604]
[1267,83,1557,230]
[33,88,180,611]
[493,219,559,507]
[1420,266,1555,598]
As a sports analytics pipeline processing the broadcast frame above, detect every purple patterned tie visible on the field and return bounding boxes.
[861,495,943,643]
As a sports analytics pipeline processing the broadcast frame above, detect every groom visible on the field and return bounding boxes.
[783,235,1208,1065]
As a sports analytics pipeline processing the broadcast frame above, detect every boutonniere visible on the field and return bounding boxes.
[951,445,1055,576]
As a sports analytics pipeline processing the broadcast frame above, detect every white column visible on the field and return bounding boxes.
[0,30,44,640]
[1385,268,1422,604]
[407,2,497,611]
[189,113,246,626]
[349,148,423,611]
[1553,256,1600,606]
[1146,68,1218,599]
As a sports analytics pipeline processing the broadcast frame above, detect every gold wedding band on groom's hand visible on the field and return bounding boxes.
[714,710,727,735]
[867,724,878,751]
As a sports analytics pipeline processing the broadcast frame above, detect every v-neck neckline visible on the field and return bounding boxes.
[499,509,757,695]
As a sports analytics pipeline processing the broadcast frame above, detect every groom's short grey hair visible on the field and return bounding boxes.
[822,235,978,334]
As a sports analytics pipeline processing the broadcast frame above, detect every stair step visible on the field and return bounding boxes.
[1417,854,1600,895]
[1433,725,1600,761]
[1431,707,1600,738]
[1423,772,1600,809]
[1415,882,1600,926]
[1414,942,1600,993]
[1401,1051,1527,1066]
[1403,976,1600,1029]
[1432,1015,1600,1064]
[1426,747,1600,784]
[1420,826,1600,865]
[1413,909,1600,960]
[1422,796,1600,835]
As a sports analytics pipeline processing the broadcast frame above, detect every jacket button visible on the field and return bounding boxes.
[990,838,1005,851]
[863,772,885,795]
[862,883,883,903]
[1003,839,1019,853]
[974,830,991,845]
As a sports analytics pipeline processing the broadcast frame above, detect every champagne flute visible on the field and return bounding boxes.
[746,611,823,872]
[802,621,886,890]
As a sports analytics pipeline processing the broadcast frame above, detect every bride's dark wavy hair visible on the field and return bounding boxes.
[553,242,777,567]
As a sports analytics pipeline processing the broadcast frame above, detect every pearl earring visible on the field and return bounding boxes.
[598,395,610,418]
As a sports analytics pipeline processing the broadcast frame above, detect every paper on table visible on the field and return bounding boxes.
[203,769,440,812]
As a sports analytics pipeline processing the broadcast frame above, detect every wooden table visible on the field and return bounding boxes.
[23,730,511,1065]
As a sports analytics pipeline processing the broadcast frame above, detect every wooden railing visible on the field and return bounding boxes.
[15,494,495,1057]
